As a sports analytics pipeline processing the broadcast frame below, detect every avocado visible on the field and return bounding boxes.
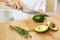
[33,15,45,22]
[46,21,58,31]
[34,25,48,32]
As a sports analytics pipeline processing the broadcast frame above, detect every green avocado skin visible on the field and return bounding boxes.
[34,29,48,33]
[33,15,45,22]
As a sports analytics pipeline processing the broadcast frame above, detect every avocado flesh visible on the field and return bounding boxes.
[46,21,58,31]
[34,25,48,32]
[49,26,58,31]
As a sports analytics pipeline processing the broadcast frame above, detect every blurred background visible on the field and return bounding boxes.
[0,0,60,23]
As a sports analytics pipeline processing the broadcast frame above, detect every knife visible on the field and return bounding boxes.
[5,2,49,17]
[19,6,49,17]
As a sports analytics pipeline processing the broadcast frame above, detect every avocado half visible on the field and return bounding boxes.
[34,25,48,32]
[46,21,58,31]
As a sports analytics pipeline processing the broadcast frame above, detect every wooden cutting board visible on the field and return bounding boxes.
[0,13,60,40]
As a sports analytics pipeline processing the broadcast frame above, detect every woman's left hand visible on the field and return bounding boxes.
[38,9,44,13]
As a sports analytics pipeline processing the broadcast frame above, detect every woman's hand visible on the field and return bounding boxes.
[38,9,46,15]
[8,0,28,10]
[38,9,44,13]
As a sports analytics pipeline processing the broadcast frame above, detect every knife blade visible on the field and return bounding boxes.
[20,6,49,17]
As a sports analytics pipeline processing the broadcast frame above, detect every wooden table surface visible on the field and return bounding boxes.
[0,13,60,40]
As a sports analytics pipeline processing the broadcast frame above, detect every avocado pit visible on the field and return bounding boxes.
[49,22,55,28]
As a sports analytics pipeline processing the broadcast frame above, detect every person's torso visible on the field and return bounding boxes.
[20,0,42,10]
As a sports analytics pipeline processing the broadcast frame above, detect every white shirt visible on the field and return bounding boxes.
[13,0,46,20]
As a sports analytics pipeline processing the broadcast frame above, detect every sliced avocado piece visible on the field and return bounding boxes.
[46,21,58,31]
[34,25,48,32]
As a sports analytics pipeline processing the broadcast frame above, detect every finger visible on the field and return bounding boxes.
[18,1,21,10]
[16,1,20,10]
[8,0,15,7]
[11,4,14,9]
[38,9,44,13]
[13,4,17,9]
[20,2,28,8]
[18,0,21,7]
[10,2,15,9]
[16,5,18,9]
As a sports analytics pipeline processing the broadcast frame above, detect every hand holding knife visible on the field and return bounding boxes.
[5,2,49,17]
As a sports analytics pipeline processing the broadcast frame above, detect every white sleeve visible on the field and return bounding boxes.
[39,0,46,13]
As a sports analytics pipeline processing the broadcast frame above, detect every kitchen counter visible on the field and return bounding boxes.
[0,13,60,40]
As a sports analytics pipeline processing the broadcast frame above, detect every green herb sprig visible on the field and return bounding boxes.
[9,25,32,38]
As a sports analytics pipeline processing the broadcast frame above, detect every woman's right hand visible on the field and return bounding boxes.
[8,0,28,10]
